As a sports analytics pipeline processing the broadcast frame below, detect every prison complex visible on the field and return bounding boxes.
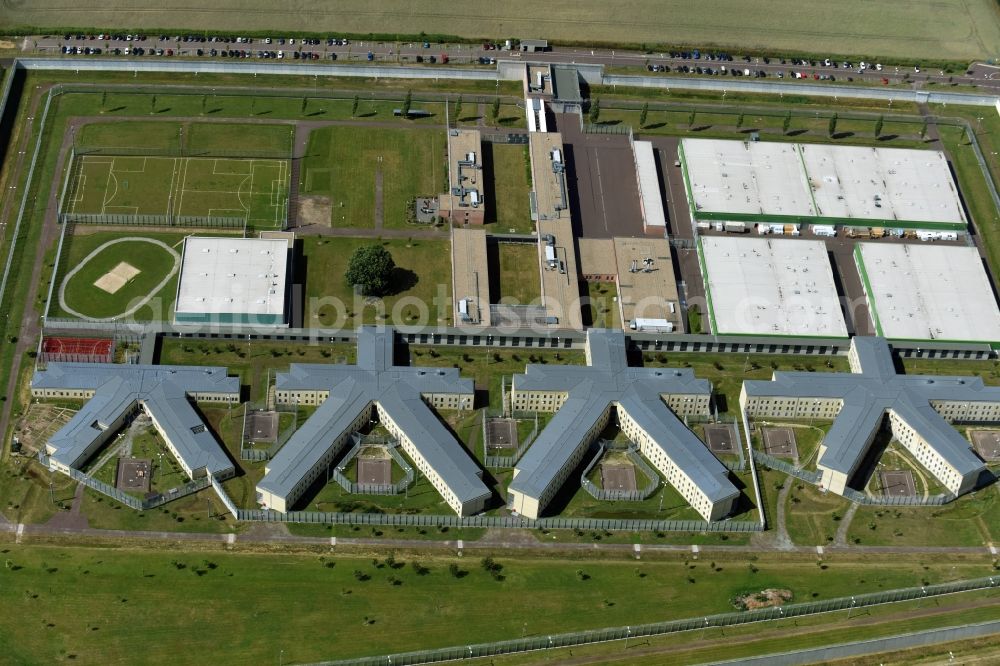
[256,327,489,515]
[508,329,738,521]
[741,337,996,498]
[31,363,239,480]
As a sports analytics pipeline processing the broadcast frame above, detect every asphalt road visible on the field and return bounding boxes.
[17,34,1000,95]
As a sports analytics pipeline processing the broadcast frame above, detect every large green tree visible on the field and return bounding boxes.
[345,244,396,296]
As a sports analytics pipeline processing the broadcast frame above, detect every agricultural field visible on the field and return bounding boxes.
[6,0,1000,60]
[300,126,446,230]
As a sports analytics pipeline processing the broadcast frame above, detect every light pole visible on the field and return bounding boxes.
[847,596,856,618]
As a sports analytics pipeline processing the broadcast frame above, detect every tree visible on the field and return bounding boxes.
[919,118,928,139]
[351,95,359,117]
[639,102,648,128]
[301,97,308,114]
[345,244,396,296]
[400,90,412,118]
[491,96,500,122]
[201,94,208,115]
[782,110,791,134]
[150,95,157,114]
[588,98,601,124]
[874,114,884,138]
[828,113,838,138]
[736,113,744,129]
[688,111,696,128]
[454,95,463,121]
[100,90,107,110]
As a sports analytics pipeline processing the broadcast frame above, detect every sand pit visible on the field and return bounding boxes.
[94,261,141,294]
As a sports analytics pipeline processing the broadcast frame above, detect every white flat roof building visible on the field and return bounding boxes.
[632,140,666,233]
[800,144,966,227]
[854,243,1000,344]
[680,138,816,219]
[175,237,289,326]
[699,236,848,338]
[680,138,967,230]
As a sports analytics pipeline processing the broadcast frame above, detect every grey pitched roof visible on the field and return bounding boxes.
[259,327,489,506]
[743,337,992,477]
[509,329,737,504]
[33,363,238,476]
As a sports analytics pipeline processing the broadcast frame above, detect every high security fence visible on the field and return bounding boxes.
[58,212,245,228]
[38,451,212,510]
[317,576,1000,666]
[751,449,823,484]
[234,508,762,533]
[579,441,660,502]
[482,411,538,469]
[842,486,956,507]
[330,434,415,496]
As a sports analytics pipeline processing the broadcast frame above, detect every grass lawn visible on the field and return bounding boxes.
[66,154,289,228]
[584,281,621,329]
[640,353,850,418]
[0,458,78,524]
[59,238,177,319]
[158,337,357,403]
[496,242,541,304]
[0,543,992,664]
[846,485,1000,547]
[785,480,852,546]
[302,236,453,327]
[301,126,445,230]
[76,119,295,157]
[485,143,533,234]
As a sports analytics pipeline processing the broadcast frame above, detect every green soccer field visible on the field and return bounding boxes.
[63,155,290,228]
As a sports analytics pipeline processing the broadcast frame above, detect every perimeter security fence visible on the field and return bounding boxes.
[232,507,762,533]
[37,451,212,510]
[316,576,1000,666]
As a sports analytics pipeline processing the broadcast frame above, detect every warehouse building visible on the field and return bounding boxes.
[741,337,995,498]
[854,243,1000,345]
[698,236,848,338]
[32,363,239,480]
[439,129,486,225]
[256,327,489,515]
[174,236,291,326]
[508,329,738,521]
[679,138,967,230]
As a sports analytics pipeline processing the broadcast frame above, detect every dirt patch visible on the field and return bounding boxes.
[0,40,17,50]
[732,588,793,610]
[94,261,141,294]
[13,403,77,454]
[298,195,332,227]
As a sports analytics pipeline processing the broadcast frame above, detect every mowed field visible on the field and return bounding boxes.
[7,0,1000,60]
[301,126,445,229]
[0,543,993,664]
[64,155,289,228]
